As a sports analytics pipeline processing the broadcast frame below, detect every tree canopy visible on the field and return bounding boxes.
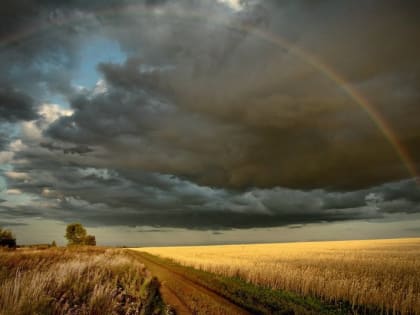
[0,228,14,240]
[65,223,96,246]
[84,235,96,246]
[0,227,16,248]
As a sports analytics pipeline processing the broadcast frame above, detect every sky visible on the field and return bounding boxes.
[1,0,420,246]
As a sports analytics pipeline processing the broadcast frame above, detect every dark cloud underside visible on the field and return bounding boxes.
[0,88,38,122]
[1,0,420,231]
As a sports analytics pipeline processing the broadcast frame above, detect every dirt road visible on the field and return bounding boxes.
[131,251,251,315]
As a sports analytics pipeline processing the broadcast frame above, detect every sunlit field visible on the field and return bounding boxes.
[139,238,420,314]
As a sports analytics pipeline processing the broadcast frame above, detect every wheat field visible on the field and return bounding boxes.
[139,238,420,314]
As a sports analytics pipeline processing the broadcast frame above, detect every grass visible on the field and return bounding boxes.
[138,238,420,314]
[0,247,167,315]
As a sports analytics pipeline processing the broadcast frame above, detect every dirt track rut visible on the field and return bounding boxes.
[132,251,251,315]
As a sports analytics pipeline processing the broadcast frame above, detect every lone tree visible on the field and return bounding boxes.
[65,223,96,246]
[0,227,16,248]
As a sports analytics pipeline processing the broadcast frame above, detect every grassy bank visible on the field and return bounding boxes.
[0,247,166,315]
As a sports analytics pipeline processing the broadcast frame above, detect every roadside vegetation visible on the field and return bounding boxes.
[139,238,420,314]
[0,247,167,315]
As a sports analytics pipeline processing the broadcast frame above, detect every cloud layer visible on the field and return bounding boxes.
[1,0,420,231]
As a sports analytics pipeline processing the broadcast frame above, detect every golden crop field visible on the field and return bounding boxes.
[139,238,420,314]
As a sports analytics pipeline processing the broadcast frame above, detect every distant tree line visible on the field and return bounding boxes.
[1,223,96,248]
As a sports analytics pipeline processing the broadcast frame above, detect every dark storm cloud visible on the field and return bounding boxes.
[0,134,8,151]
[0,0,139,151]
[0,0,141,108]
[0,88,38,122]
[41,0,420,190]
[1,0,420,231]
[40,142,93,155]
[4,142,420,229]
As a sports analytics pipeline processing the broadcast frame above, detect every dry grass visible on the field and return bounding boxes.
[139,238,420,314]
[0,247,166,315]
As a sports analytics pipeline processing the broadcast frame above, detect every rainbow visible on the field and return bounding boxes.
[1,4,418,182]
[248,27,419,182]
